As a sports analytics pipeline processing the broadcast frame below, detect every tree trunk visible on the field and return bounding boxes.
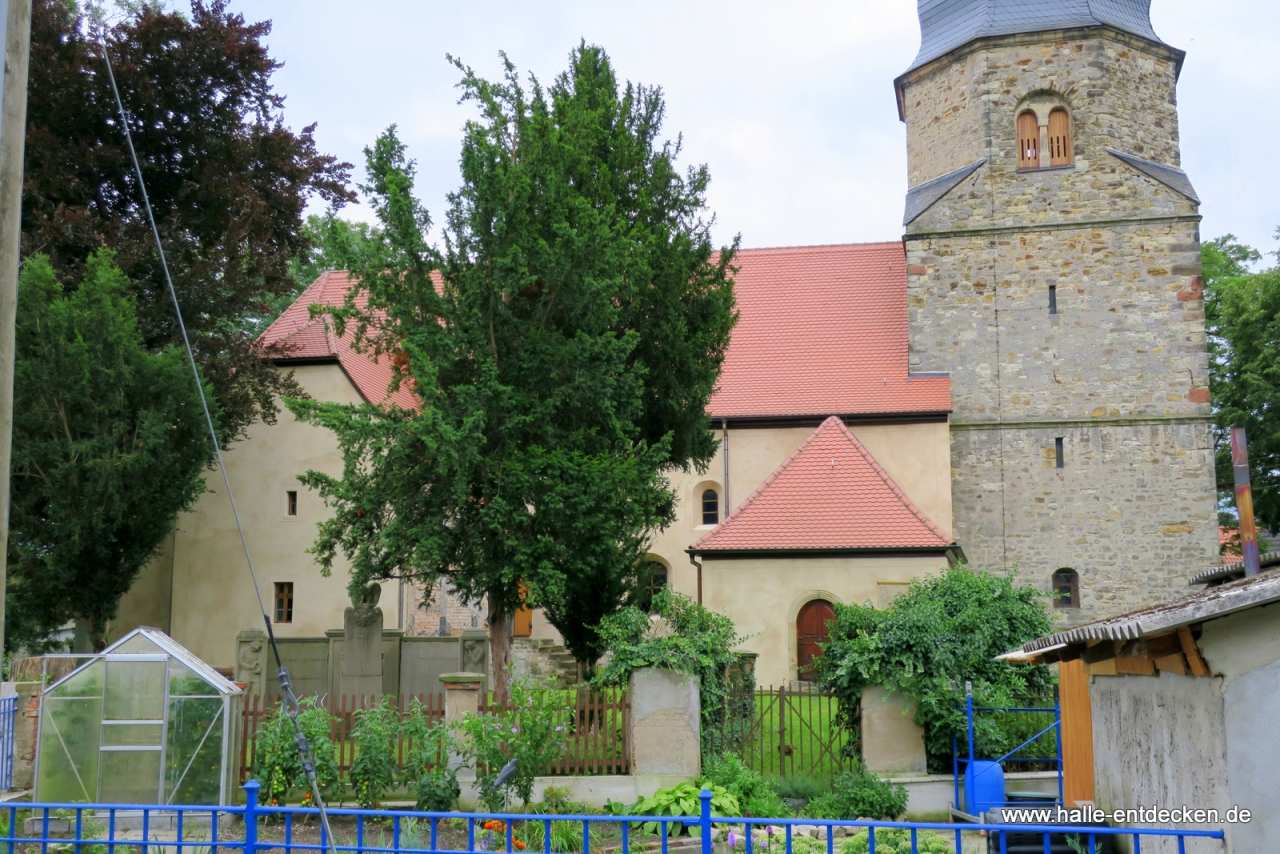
[487,592,512,706]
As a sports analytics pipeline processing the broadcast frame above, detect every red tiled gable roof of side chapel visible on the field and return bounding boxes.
[257,271,419,411]
[690,416,954,553]
[709,242,951,419]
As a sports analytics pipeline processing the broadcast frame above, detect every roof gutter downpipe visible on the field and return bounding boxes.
[689,550,703,605]
[1231,426,1262,577]
[722,418,730,518]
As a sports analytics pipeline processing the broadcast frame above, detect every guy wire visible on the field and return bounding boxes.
[97,27,339,850]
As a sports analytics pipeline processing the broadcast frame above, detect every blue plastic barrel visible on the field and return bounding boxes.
[963,760,1005,815]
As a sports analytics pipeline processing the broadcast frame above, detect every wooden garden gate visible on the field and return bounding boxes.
[716,686,850,779]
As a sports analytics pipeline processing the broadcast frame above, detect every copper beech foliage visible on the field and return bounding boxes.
[23,0,353,442]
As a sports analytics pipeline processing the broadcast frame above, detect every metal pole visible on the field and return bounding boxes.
[0,0,32,657]
[967,681,975,764]
[1230,426,1261,577]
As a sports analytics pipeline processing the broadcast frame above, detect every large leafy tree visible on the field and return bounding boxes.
[23,0,352,442]
[1204,232,1280,536]
[7,253,215,651]
[289,46,738,695]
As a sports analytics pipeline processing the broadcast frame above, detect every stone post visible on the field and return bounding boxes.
[441,672,485,724]
[861,686,927,775]
[629,667,701,778]
[341,583,385,699]
[10,681,40,791]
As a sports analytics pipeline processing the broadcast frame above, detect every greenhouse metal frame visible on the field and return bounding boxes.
[34,627,242,806]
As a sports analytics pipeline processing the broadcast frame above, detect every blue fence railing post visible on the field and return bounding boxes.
[243,780,261,854]
[699,788,713,854]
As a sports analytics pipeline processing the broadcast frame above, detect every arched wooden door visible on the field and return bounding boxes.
[796,599,835,682]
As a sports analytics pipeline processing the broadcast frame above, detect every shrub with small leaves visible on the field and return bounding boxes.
[804,763,907,821]
[457,675,572,809]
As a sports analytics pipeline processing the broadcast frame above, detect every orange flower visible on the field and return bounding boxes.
[516,842,526,850]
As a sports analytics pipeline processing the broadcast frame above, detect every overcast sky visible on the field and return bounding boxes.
[232,0,1280,262]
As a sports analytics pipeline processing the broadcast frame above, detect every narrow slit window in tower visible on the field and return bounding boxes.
[1055,437,1065,469]
[1049,285,1057,315]
[286,490,298,516]
[1017,111,1040,169]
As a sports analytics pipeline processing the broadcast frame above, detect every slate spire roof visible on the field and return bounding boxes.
[907,0,1171,73]
[689,416,955,554]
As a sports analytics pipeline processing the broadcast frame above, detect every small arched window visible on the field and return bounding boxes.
[702,489,720,525]
[1052,568,1080,609]
[1047,108,1072,166]
[641,560,668,612]
[1017,111,1040,169]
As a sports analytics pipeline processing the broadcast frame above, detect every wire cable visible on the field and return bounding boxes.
[96,26,339,850]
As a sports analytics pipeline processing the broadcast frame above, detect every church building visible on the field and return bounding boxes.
[115,0,1218,690]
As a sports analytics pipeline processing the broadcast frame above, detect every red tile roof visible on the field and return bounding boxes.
[709,242,950,419]
[257,271,418,410]
[690,416,954,553]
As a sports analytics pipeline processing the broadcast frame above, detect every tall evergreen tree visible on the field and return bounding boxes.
[289,46,737,692]
[7,253,215,651]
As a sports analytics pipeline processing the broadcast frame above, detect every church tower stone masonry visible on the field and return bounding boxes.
[896,0,1218,623]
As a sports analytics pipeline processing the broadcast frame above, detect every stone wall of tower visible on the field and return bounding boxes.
[899,29,1218,623]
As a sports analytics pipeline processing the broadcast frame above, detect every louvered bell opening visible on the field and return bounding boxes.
[1048,108,1073,166]
[1017,111,1039,169]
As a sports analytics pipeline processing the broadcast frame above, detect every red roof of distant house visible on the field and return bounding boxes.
[257,271,418,410]
[708,243,951,420]
[690,416,954,553]
[1220,526,1241,561]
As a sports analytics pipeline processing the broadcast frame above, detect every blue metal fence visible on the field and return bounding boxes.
[0,783,1224,854]
[0,695,16,791]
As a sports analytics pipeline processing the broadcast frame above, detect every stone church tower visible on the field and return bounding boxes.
[896,0,1218,623]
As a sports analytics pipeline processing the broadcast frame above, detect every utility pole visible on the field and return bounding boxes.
[1230,426,1262,577]
[0,0,32,656]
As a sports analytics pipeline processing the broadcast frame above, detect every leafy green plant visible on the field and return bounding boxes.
[767,775,829,802]
[457,675,572,809]
[632,782,740,836]
[804,764,907,821]
[251,697,340,805]
[400,698,459,811]
[349,696,401,809]
[817,564,1053,770]
[594,590,753,756]
[702,754,789,818]
[839,829,949,854]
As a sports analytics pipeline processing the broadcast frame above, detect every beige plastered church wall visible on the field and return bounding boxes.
[647,421,953,602]
[701,554,950,687]
[164,363,394,671]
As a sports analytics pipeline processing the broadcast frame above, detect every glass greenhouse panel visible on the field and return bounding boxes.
[168,660,218,697]
[99,748,162,804]
[37,696,102,802]
[35,629,240,805]
[104,660,165,721]
[165,697,224,804]
[100,722,163,748]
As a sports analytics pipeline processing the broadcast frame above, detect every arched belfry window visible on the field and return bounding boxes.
[1052,568,1080,609]
[702,489,719,525]
[1017,111,1040,169]
[1047,108,1072,166]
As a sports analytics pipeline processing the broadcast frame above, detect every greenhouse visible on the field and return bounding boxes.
[35,627,242,806]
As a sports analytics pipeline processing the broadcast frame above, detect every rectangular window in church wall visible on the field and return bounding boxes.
[1049,285,1057,315]
[274,582,294,624]
[1055,437,1065,469]
[286,490,298,516]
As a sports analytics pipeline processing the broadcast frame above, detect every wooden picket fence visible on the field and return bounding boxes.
[479,687,630,776]
[238,687,630,783]
[237,692,446,785]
